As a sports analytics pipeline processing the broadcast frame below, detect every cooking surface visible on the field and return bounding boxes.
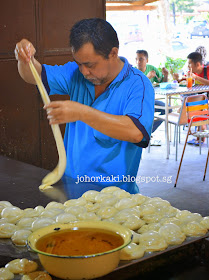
[0,155,209,279]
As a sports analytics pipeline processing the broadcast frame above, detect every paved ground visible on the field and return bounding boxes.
[137,123,209,216]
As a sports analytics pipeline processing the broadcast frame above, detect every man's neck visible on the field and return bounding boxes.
[139,66,146,73]
[196,65,204,75]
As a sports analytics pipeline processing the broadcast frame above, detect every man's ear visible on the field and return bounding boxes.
[109,47,119,59]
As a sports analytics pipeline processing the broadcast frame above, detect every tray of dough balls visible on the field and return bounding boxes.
[1,186,209,279]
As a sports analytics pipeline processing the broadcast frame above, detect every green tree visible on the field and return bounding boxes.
[170,0,196,25]
[170,0,196,14]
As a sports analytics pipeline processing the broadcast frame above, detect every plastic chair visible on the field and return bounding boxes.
[174,94,209,187]
[154,95,188,160]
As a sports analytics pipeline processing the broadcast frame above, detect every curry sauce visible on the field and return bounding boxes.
[36,228,124,256]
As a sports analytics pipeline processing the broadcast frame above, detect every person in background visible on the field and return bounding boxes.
[15,18,154,196]
[188,52,209,86]
[195,45,208,66]
[187,51,208,146]
[136,50,169,145]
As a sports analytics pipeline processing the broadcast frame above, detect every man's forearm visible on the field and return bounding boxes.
[18,57,42,85]
[194,75,209,85]
[80,105,144,143]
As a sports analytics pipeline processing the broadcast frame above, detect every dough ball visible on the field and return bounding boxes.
[55,213,77,223]
[5,259,38,274]
[95,193,113,203]
[115,198,138,210]
[181,221,208,237]
[122,215,145,231]
[98,196,118,207]
[0,201,13,214]
[21,271,52,280]
[31,218,54,232]
[160,217,181,226]
[112,189,131,199]
[82,190,100,202]
[114,208,140,223]
[17,218,35,231]
[158,223,186,245]
[137,223,161,234]
[120,243,145,260]
[65,206,87,216]
[0,223,17,238]
[1,207,23,224]
[40,208,64,219]
[131,194,148,205]
[11,229,32,246]
[77,212,101,221]
[84,202,101,212]
[0,267,14,280]
[23,209,40,218]
[0,218,9,225]
[96,206,118,219]
[139,231,168,252]
[200,216,209,229]
[179,213,202,224]
[140,204,156,216]
[100,186,121,193]
[45,202,65,210]
[64,197,86,207]
[34,206,44,215]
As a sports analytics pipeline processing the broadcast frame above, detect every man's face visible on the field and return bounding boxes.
[72,43,114,85]
[188,59,197,73]
[135,53,148,72]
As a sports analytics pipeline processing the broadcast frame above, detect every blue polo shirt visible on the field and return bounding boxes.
[42,57,154,194]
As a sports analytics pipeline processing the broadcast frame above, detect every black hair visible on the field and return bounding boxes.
[69,18,119,59]
[136,50,148,60]
[187,52,202,64]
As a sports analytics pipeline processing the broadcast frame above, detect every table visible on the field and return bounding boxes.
[1,155,209,279]
[154,85,209,159]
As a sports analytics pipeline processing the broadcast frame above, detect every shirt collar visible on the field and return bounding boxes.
[109,57,132,87]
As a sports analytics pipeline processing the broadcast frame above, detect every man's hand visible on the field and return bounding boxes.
[44,101,82,125]
[15,39,41,84]
[147,70,156,79]
[15,39,36,63]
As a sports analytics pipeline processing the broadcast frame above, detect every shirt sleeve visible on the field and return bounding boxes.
[41,62,78,96]
[124,74,155,148]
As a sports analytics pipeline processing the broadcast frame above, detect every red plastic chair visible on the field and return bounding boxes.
[174,94,209,187]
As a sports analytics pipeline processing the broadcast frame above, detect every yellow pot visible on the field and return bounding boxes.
[27,221,132,280]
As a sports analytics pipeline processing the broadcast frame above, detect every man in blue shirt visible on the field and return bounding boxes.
[15,18,154,195]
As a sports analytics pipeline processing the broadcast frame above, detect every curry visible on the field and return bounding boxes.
[36,228,124,256]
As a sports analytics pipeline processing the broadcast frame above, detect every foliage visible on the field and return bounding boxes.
[170,0,196,14]
[163,56,187,75]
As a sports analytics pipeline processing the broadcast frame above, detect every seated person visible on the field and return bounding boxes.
[187,52,208,145]
[136,50,169,140]
[187,52,209,86]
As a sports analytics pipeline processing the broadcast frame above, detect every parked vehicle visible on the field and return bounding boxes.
[190,20,209,38]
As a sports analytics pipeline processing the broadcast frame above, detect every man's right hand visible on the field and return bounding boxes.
[147,70,156,79]
[15,39,42,84]
[15,39,36,63]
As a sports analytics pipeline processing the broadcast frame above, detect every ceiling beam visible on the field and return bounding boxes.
[106,4,157,11]
[106,0,159,5]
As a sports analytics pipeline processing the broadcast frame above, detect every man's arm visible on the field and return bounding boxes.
[15,39,42,84]
[192,73,209,85]
[44,100,144,143]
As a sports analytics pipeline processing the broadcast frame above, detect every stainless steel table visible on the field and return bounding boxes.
[154,85,209,159]
[0,155,209,279]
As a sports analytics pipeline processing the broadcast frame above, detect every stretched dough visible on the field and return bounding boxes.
[29,60,66,190]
